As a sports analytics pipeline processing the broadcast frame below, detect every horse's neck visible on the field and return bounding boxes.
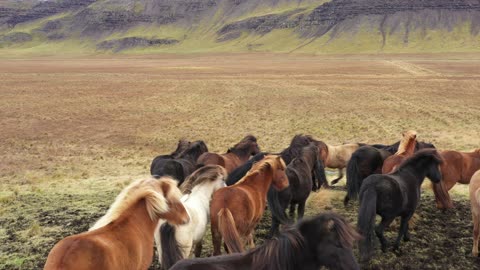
[404,139,417,155]
[397,165,427,186]
[241,170,272,194]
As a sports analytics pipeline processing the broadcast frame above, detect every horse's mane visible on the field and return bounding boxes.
[395,130,417,155]
[226,152,268,185]
[397,148,443,171]
[178,140,208,160]
[172,139,190,157]
[180,165,226,194]
[90,177,180,230]
[250,227,305,270]
[280,134,316,163]
[235,155,285,185]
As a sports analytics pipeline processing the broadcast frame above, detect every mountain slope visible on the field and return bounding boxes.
[1,0,479,55]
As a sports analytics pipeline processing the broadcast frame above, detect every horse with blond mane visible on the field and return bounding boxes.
[433,149,480,209]
[382,130,418,174]
[44,177,189,270]
[210,155,289,255]
[155,165,227,269]
[197,135,260,174]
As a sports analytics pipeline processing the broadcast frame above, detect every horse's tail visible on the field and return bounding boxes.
[217,208,243,253]
[432,180,454,209]
[159,223,184,270]
[357,186,377,262]
[345,156,361,206]
[313,158,328,191]
[267,186,291,225]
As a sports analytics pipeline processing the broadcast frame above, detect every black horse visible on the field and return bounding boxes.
[226,152,268,186]
[357,149,450,262]
[150,140,208,185]
[344,141,435,206]
[169,212,360,270]
[150,139,190,173]
[268,143,325,236]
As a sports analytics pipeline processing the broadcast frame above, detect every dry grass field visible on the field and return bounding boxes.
[1,54,480,269]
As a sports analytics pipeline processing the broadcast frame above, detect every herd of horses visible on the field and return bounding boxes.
[43,132,480,269]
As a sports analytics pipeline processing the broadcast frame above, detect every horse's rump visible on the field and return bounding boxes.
[197,152,225,168]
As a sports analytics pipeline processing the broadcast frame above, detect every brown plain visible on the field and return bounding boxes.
[1,53,480,269]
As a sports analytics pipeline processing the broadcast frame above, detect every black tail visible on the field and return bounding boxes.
[345,156,361,205]
[313,158,328,191]
[267,186,292,226]
[160,223,184,270]
[357,187,377,262]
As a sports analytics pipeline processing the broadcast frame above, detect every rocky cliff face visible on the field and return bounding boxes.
[1,0,479,53]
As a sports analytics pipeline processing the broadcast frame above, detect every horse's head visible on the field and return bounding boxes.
[298,213,361,270]
[267,155,289,191]
[155,178,190,225]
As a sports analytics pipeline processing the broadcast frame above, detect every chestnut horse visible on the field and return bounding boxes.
[433,149,480,209]
[469,170,480,257]
[197,135,260,173]
[44,177,189,270]
[382,130,418,174]
[210,155,289,255]
[326,143,362,184]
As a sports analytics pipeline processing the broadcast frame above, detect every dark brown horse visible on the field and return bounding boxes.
[382,130,418,174]
[44,178,189,270]
[150,139,190,174]
[151,141,209,186]
[280,134,328,189]
[210,155,289,255]
[170,212,361,270]
[197,135,260,174]
[268,143,325,236]
[433,149,480,209]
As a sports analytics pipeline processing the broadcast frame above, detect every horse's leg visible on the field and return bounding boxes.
[297,201,306,220]
[473,212,479,257]
[375,216,395,253]
[269,215,280,237]
[247,233,255,249]
[331,169,344,185]
[289,203,296,220]
[194,240,203,257]
[394,214,413,251]
[212,226,222,256]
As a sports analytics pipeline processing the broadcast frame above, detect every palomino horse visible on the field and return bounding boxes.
[44,177,189,270]
[150,139,191,172]
[210,155,289,255]
[357,149,450,262]
[268,143,325,236]
[280,134,328,189]
[382,130,418,174]
[197,135,260,173]
[155,165,227,269]
[469,170,480,257]
[344,140,435,206]
[170,212,361,270]
[326,143,362,185]
[151,140,209,185]
[433,149,480,209]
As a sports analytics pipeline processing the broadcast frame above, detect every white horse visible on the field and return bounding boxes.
[154,165,227,269]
